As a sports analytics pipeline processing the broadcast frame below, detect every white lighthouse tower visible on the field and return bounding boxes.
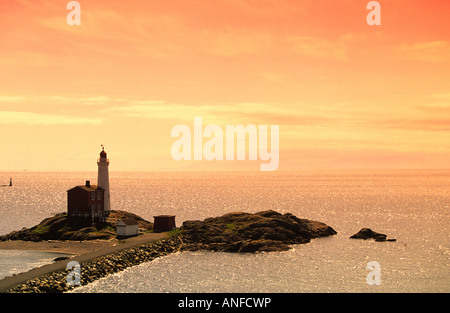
[97,145,111,212]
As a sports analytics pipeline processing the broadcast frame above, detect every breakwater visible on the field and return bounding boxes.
[6,237,182,293]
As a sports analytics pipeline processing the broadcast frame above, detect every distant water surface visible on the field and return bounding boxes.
[0,170,448,292]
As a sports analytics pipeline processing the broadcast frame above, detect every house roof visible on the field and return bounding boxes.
[67,185,104,192]
[117,218,138,226]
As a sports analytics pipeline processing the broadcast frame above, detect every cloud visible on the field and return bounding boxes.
[398,41,450,62]
[260,72,284,83]
[430,93,450,100]
[0,111,102,126]
[414,93,450,114]
[108,101,327,126]
[221,0,308,16]
[287,36,349,62]
[0,95,26,102]
[200,28,274,57]
[381,118,450,132]
[37,5,192,59]
[107,97,450,134]
[33,2,351,60]
[49,95,112,106]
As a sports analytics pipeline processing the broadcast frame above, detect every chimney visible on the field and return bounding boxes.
[86,180,91,188]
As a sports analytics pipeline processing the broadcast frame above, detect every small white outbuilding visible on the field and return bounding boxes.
[116,218,139,238]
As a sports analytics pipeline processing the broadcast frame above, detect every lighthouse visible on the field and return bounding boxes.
[97,146,111,212]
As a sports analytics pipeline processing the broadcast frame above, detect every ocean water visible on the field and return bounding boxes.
[0,250,72,280]
[0,170,449,292]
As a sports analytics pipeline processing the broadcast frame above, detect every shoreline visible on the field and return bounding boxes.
[0,239,117,255]
[0,233,172,293]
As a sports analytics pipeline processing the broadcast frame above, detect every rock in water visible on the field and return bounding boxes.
[180,210,337,253]
[350,228,396,242]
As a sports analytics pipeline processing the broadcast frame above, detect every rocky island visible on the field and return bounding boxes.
[1,210,337,253]
[350,228,396,242]
[180,210,337,252]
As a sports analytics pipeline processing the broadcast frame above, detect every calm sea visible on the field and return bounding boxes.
[0,250,72,280]
[0,170,448,292]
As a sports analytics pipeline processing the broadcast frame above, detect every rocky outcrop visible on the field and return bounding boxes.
[0,210,153,242]
[180,210,337,252]
[350,228,396,242]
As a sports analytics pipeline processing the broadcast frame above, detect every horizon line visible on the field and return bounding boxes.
[1,168,449,173]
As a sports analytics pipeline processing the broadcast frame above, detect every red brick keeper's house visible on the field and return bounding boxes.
[67,180,106,222]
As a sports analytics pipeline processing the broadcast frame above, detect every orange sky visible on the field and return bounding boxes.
[0,0,449,171]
